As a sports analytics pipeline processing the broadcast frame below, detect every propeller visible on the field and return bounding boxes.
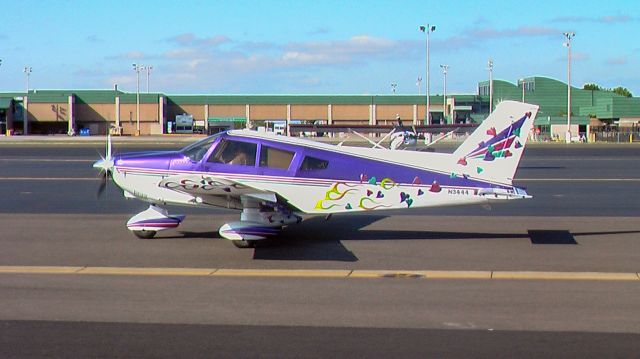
[93,134,114,199]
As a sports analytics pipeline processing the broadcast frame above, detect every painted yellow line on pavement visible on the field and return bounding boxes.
[350,270,428,279]
[0,266,84,274]
[425,270,493,279]
[213,269,352,278]
[350,270,493,279]
[492,271,639,281]
[0,266,638,281]
[77,267,217,276]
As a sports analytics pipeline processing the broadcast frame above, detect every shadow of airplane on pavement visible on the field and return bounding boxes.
[161,214,639,262]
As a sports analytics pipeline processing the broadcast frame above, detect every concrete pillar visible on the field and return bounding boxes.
[413,104,418,125]
[115,96,121,132]
[6,101,13,135]
[159,96,165,127]
[245,104,250,129]
[23,96,28,135]
[68,95,75,135]
[204,104,209,133]
[286,104,291,135]
[327,104,332,125]
[370,104,376,126]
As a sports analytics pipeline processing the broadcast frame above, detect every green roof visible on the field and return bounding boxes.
[0,76,637,121]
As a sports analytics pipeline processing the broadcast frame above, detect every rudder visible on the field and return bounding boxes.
[452,101,539,184]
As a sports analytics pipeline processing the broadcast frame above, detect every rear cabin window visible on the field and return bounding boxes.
[260,146,294,170]
[300,156,329,171]
[208,139,257,166]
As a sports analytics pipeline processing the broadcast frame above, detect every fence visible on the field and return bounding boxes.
[591,127,640,143]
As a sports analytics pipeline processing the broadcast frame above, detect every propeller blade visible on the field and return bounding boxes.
[95,134,114,200]
[97,174,107,199]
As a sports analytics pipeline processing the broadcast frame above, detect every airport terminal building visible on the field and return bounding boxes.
[0,76,638,138]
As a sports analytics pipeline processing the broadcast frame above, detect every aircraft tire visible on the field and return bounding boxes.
[132,230,157,239]
[232,240,256,249]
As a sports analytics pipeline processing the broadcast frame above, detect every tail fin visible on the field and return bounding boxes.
[452,101,539,184]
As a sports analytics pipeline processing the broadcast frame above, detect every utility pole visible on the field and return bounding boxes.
[563,32,575,143]
[419,24,436,124]
[440,64,449,123]
[145,65,153,93]
[132,63,144,136]
[487,59,494,113]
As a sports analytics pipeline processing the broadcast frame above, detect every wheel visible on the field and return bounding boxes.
[232,240,257,248]
[133,230,157,239]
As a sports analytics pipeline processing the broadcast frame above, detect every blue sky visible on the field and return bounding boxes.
[1,0,638,95]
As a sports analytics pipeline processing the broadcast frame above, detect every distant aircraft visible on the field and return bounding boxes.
[94,101,538,248]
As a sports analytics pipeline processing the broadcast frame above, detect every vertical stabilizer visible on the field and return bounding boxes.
[452,101,539,184]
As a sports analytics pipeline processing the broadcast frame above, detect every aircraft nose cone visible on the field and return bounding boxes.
[93,159,105,169]
[93,158,114,171]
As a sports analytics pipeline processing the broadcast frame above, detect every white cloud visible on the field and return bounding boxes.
[107,51,147,60]
[571,52,589,61]
[106,75,134,87]
[166,33,230,47]
[437,25,560,50]
[605,56,628,65]
[552,15,633,23]
[86,35,104,43]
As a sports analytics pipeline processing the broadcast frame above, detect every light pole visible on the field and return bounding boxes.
[440,64,449,123]
[23,66,32,135]
[132,63,143,136]
[391,83,397,95]
[23,66,32,93]
[487,59,493,113]
[416,77,422,96]
[145,65,153,93]
[563,32,575,143]
[419,24,436,124]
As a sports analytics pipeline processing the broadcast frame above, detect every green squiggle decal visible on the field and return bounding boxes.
[315,201,341,210]
[380,178,396,190]
[315,182,357,210]
[358,197,392,211]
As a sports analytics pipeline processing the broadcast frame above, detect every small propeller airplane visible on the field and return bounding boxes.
[94,100,538,248]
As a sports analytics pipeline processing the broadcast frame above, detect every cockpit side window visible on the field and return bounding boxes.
[180,134,220,162]
[208,139,257,166]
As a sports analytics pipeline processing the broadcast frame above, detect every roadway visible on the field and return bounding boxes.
[0,140,639,357]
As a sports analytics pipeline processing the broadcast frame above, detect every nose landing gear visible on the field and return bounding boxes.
[126,205,185,239]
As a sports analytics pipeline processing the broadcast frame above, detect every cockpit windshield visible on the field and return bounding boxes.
[180,133,222,162]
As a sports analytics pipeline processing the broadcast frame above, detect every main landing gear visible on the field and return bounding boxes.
[218,199,302,248]
[126,200,301,248]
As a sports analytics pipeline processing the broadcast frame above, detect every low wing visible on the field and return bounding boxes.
[158,174,277,207]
